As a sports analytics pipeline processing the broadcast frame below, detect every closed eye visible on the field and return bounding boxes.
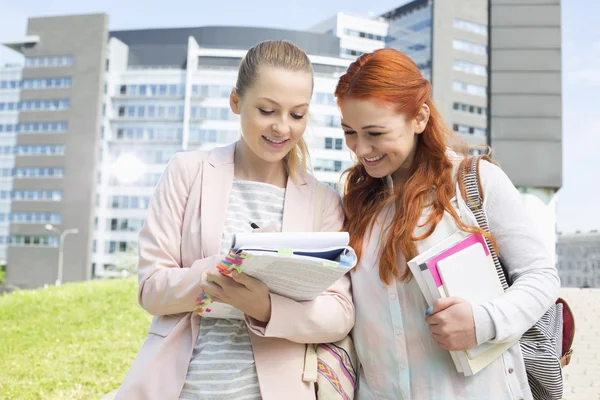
[258,108,274,115]
[343,130,356,135]
[291,113,305,120]
[368,132,383,137]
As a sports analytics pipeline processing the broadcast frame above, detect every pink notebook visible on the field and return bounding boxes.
[426,234,491,287]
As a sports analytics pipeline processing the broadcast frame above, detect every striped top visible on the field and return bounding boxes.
[179,179,286,400]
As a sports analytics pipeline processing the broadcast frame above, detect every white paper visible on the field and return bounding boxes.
[199,232,355,320]
[240,252,353,301]
[231,232,350,250]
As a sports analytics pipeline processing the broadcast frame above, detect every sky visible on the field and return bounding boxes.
[0,0,598,234]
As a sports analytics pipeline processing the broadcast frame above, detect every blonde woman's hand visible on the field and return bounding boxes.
[251,224,280,233]
[425,297,477,351]
[202,269,272,323]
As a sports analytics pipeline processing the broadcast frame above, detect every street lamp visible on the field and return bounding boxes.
[45,224,79,286]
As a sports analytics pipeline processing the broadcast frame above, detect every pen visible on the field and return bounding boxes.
[249,221,260,229]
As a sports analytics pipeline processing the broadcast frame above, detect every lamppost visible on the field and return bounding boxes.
[45,224,79,286]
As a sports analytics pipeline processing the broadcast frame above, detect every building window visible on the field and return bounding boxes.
[453,40,487,55]
[408,19,432,32]
[17,99,70,111]
[314,159,349,172]
[452,81,487,97]
[15,145,66,156]
[119,84,186,97]
[323,115,341,128]
[13,167,64,178]
[21,77,72,89]
[191,85,230,98]
[325,138,333,149]
[105,240,135,254]
[453,124,487,136]
[453,19,488,36]
[15,122,68,133]
[10,212,61,224]
[114,126,184,142]
[188,128,237,144]
[108,218,144,232]
[25,55,73,68]
[452,102,487,117]
[0,124,16,133]
[335,138,343,150]
[117,104,185,119]
[108,195,151,209]
[9,235,59,247]
[343,29,384,41]
[190,107,236,121]
[315,92,335,106]
[341,48,365,57]
[452,60,487,76]
[106,241,117,254]
[0,80,21,89]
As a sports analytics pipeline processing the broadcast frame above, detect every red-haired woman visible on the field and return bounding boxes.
[335,48,560,400]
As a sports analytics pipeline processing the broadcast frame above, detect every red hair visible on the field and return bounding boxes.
[336,48,493,285]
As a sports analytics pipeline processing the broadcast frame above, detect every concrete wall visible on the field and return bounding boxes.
[432,0,488,147]
[489,0,562,189]
[7,14,108,288]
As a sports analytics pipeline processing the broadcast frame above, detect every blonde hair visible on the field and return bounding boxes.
[236,40,313,179]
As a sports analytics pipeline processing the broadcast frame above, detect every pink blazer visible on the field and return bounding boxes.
[116,143,354,400]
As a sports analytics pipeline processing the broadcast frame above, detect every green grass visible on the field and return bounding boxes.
[0,278,151,400]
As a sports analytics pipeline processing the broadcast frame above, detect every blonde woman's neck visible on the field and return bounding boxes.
[233,140,288,188]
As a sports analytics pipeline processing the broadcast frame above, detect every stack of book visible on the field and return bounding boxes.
[408,232,516,376]
[195,231,357,319]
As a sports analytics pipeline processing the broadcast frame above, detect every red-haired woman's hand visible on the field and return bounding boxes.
[425,297,477,351]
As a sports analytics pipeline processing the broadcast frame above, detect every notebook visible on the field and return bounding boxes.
[437,241,514,375]
[194,231,357,319]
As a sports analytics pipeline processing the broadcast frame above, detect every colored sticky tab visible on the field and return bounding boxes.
[277,248,293,256]
[323,261,337,268]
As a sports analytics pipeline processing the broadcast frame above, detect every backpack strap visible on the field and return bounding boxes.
[462,155,576,371]
[460,155,509,291]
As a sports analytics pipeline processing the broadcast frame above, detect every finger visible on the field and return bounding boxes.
[202,280,224,299]
[205,270,223,285]
[425,310,445,326]
[430,297,463,316]
[431,333,449,349]
[231,271,255,289]
[208,271,236,287]
[429,324,444,336]
[252,225,280,233]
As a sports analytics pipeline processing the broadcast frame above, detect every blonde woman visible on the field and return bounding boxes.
[117,41,354,400]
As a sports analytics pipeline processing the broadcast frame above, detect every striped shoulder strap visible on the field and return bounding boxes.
[460,155,509,291]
